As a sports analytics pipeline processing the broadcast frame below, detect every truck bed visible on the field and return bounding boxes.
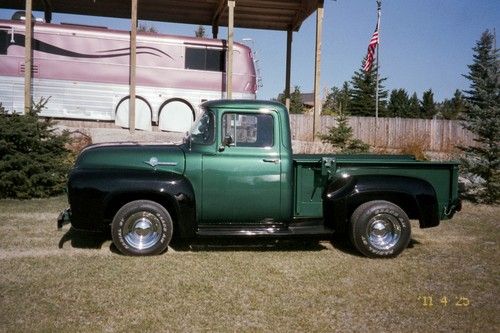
[292,154,460,221]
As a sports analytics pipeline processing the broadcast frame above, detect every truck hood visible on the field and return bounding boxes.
[74,142,185,174]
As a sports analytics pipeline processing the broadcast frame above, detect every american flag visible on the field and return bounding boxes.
[363,21,379,72]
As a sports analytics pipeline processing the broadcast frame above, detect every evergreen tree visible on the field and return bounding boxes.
[278,86,305,114]
[349,62,387,117]
[195,25,206,38]
[319,107,370,153]
[438,89,466,120]
[138,22,158,33]
[387,88,410,117]
[460,30,499,203]
[322,86,340,115]
[0,99,72,199]
[322,81,351,115]
[407,92,421,118]
[420,89,437,119]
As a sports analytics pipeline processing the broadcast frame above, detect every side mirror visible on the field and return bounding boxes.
[223,134,234,147]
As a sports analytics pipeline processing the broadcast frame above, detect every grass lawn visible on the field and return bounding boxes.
[0,196,498,332]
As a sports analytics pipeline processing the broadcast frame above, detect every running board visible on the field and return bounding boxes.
[196,223,334,238]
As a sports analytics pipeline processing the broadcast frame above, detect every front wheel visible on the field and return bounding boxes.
[349,200,411,258]
[111,200,173,256]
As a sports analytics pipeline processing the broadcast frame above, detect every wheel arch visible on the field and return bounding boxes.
[115,95,154,119]
[324,174,440,233]
[105,191,180,228]
[98,173,197,239]
[114,95,154,131]
[157,98,196,131]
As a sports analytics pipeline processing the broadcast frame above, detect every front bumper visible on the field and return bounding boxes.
[57,208,71,229]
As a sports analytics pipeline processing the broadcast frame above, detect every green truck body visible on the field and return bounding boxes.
[61,100,461,257]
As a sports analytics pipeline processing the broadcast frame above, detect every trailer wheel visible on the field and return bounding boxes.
[111,200,172,256]
[349,200,411,258]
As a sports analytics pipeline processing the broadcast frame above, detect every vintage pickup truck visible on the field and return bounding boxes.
[59,100,461,257]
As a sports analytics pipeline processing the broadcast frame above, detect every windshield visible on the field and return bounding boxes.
[189,110,214,145]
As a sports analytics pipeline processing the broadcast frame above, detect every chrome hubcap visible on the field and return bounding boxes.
[367,213,401,250]
[123,212,162,250]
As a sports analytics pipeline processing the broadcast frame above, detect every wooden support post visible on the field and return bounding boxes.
[312,1,324,141]
[285,30,292,111]
[129,0,137,133]
[226,0,235,99]
[24,0,33,113]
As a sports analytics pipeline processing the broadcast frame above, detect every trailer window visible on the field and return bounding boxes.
[185,47,225,72]
[0,30,8,55]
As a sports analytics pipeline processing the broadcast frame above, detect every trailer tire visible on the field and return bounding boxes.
[349,200,411,258]
[111,200,173,256]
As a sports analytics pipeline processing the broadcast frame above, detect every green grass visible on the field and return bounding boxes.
[0,197,498,332]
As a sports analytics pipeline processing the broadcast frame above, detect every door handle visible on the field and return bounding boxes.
[263,158,280,164]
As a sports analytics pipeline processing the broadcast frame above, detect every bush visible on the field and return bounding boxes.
[0,99,72,199]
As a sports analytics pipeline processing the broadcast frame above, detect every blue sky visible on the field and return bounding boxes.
[1,0,498,102]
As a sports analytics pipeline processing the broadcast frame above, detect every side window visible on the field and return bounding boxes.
[185,47,225,72]
[222,113,274,148]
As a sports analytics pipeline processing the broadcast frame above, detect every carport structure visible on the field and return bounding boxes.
[1,0,325,139]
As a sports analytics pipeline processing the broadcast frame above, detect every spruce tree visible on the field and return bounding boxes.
[319,106,370,153]
[407,92,421,118]
[322,81,351,115]
[349,62,387,117]
[387,88,410,117]
[195,25,206,38]
[420,89,437,119]
[278,86,305,114]
[460,30,499,203]
[438,90,465,120]
[0,99,71,199]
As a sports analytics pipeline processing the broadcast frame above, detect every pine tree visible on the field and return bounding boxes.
[278,86,305,114]
[407,92,421,118]
[460,30,499,203]
[195,25,206,38]
[0,99,72,199]
[319,106,370,153]
[387,88,410,117]
[322,81,351,115]
[349,62,387,117]
[420,89,437,119]
[438,89,466,120]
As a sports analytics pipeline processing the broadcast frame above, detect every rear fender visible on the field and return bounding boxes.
[324,175,439,232]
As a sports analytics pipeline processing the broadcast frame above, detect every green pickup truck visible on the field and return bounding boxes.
[59,100,461,257]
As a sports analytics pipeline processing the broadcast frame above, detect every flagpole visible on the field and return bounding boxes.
[375,0,381,120]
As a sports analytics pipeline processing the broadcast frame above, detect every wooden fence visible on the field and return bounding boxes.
[290,114,476,153]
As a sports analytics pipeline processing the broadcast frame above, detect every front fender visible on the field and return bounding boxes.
[68,168,196,237]
[324,175,439,232]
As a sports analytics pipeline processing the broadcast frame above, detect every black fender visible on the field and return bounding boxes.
[323,174,439,233]
[68,168,196,238]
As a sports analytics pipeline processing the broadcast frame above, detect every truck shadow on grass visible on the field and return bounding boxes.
[58,227,421,256]
[58,227,119,253]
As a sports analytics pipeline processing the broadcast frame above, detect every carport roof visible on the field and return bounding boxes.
[0,0,321,31]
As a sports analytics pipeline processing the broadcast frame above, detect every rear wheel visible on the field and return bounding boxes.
[349,200,411,258]
[111,200,173,256]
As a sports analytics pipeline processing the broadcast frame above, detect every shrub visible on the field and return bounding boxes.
[0,99,72,199]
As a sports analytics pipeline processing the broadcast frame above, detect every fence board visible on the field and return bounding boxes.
[290,114,476,153]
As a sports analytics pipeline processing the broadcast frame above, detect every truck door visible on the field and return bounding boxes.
[201,111,281,223]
